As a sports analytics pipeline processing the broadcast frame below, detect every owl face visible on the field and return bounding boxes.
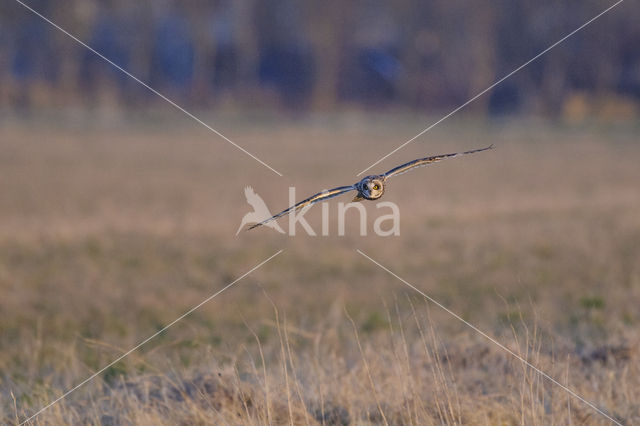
[357,175,385,200]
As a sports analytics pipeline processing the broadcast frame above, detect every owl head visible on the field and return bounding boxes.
[356,175,385,200]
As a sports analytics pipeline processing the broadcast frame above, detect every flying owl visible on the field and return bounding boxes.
[248,145,493,230]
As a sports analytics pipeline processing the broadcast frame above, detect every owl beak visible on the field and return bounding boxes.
[352,195,364,202]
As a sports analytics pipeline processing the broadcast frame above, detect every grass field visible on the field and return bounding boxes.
[1,113,639,425]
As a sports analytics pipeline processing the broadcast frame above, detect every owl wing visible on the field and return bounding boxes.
[383,145,494,179]
[248,185,356,230]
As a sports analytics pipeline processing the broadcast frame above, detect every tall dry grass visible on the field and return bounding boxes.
[1,114,639,424]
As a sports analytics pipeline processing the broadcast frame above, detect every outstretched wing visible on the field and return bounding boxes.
[248,185,356,230]
[383,145,494,179]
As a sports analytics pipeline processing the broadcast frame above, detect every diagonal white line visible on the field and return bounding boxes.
[356,249,623,425]
[356,0,625,176]
[19,249,284,425]
[13,0,283,177]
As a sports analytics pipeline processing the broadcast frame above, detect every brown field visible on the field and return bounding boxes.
[1,113,639,425]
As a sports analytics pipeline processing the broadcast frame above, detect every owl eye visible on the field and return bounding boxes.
[373,184,380,190]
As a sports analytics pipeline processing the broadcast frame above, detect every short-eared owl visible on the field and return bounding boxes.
[248,145,493,230]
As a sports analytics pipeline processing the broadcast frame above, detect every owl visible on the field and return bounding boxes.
[248,145,493,230]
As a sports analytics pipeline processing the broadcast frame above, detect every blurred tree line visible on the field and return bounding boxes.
[1,0,639,119]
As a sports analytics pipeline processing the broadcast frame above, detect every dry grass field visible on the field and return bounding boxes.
[1,113,639,425]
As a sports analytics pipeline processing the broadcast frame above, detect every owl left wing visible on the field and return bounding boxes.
[383,145,494,179]
[248,185,356,230]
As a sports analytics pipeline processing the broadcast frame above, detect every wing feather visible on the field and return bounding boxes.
[383,145,494,179]
[248,185,356,230]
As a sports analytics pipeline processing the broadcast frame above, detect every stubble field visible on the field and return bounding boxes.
[1,113,639,425]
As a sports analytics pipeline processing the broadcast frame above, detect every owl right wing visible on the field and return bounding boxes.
[248,185,356,230]
[383,145,494,179]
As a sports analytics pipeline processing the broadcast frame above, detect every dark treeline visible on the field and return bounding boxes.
[1,0,639,117]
